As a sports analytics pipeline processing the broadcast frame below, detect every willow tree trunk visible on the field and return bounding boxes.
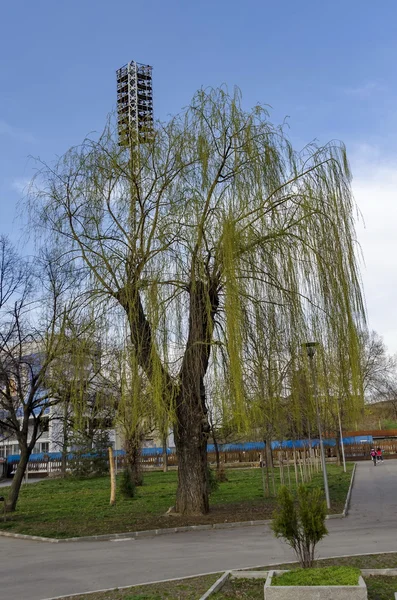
[125,432,143,486]
[173,279,218,515]
[213,430,220,472]
[264,438,274,468]
[174,378,209,515]
[6,446,31,512]
[61,446,68,476]
[121,277,218,516]
[162,434,168,473]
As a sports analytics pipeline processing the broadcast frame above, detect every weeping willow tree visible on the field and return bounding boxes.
[29,87,365,515]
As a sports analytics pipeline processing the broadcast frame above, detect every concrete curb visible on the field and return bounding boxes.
[231,569,269,579]
[342,462,357,517]
[264,570,367,600]
[0,465,356,544]
[198,570,269,600]
[325,462,356,520]
[0,511,345,544]
[198,571,231,600]
[361,569,397,576]
[0,530,61,543]
[0,519,274,543]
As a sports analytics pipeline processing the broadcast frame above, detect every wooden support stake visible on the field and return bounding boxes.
[298,450,304,482]
[109,447,116,506]
[287,451,291,489]
[293,447,299,485]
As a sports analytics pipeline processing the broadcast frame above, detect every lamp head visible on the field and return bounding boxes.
[303,341,318,359]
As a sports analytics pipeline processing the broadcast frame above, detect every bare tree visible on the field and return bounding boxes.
[361,330,397,401]
[0,250,76,511]
[0,236,28,310]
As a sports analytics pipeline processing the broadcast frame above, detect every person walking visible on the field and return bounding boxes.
[377,447,384,463]
[370,448,377,466]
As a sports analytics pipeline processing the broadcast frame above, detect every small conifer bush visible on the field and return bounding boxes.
[120,466,136,498]
[272,484,328,568]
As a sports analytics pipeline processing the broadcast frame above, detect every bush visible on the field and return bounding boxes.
[216,466,228,483]
[271,484,328,568]
[120,467,136,498]
[207,467,219,495]
[381,419,397,431]
[272,566,360,586]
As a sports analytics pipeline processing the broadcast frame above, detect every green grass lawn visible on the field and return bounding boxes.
[213,554,397,599]
[256,553,397,570]
[53,555,397,600]
[271,566,360,586]
[57,574,221,600]
[365,576,397,600]
[0,463,352,538]
[37,577,397,600]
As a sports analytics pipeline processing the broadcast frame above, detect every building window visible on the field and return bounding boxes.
[12,444,20,455]
[41,418,49,433]
[41,442,49,453]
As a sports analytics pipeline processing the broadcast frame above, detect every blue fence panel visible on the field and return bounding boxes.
[6,435,373,464]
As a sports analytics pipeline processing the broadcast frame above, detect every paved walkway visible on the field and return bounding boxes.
[348,458,397,526]
[1,461,397,600]
[0,477,45,487]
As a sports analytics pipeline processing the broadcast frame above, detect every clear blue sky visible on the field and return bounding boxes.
[1,1,397,345]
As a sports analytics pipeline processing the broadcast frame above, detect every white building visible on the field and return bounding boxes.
[0,407,173,460]
[0,406,118,459]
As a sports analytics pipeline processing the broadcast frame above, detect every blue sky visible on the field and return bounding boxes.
[1,0,397,348]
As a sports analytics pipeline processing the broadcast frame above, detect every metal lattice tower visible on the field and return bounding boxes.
[116,61,154,146]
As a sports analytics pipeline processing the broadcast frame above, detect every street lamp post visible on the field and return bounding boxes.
[304,342,331,510]
[337,402,347,473]
[114,429,119,477]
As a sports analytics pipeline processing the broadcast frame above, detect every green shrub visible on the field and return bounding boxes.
[272,566,360,586]
[271,484,328,568]
[381,419,397,431]
[216,466,228,483]
[207,467,219,495]
[120,467,136,498]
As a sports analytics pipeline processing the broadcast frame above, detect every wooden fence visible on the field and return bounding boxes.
[5,439,397,478]
[344,440,397,459]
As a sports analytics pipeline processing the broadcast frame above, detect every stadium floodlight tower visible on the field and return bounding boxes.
[116,60,154,147]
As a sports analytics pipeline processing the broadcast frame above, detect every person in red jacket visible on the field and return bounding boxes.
[370,448,377,466]
[377,448,384,463]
